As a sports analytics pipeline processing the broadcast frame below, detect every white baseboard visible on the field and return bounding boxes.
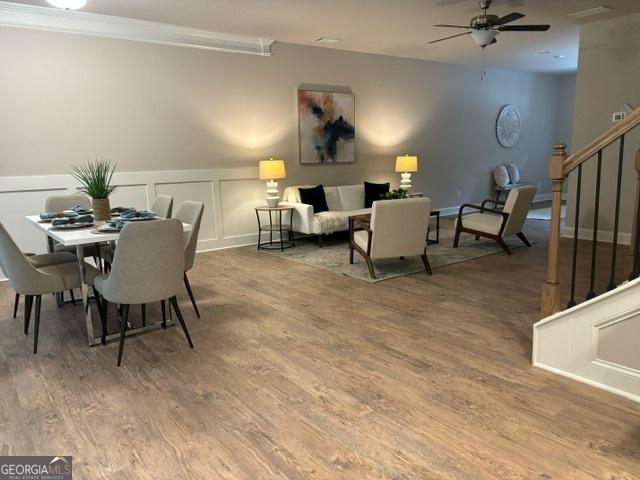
[562,226,631,245]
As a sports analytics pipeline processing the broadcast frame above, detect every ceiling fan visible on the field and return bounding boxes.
[429,0,550,48]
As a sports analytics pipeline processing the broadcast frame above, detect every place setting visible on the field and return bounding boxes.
[39,205,95,230]
[93,208,159,234]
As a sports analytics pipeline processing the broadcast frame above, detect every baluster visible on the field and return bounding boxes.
[586,151,603,300]
[629,149,640,281]
[607,135,625,291]
[542,144,567,316]
[568,164,583,308]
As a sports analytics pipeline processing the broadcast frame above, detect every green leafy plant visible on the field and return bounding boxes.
[382,188,408,200]
[71,159,117,199]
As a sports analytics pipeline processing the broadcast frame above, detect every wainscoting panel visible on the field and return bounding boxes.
[219,178,265,240]
[0,167,260,280]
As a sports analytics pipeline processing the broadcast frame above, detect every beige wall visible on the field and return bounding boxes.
[568,12,640,237]
[0,26,571,209]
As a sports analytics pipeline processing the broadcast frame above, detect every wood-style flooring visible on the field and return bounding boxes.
[0,217,638,479]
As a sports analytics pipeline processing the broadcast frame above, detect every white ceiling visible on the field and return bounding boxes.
[9,0,640,73]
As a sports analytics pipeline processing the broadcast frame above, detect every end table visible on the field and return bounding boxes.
[255,206,295,251]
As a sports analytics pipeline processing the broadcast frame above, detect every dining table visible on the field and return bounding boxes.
[26,215,192,346]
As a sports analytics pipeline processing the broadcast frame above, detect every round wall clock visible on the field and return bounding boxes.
[496,105,522,148]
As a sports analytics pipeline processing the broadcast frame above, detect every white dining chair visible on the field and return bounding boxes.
[151,195,173,219]
[174,201,205,318]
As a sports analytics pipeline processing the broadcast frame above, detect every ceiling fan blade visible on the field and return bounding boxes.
[495,12,526,25]
[434,24,471,29]
[428,31,472,44]
[499,24,550,31]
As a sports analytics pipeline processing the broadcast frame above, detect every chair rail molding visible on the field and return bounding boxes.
[0,1,274,56]
[0,167,265,280]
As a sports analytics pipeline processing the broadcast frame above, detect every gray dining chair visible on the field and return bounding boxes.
[151,195,173,219]
[10,251,77,319]
[174,201,204,318]
[0,223,99,354]
[93,219,193,366]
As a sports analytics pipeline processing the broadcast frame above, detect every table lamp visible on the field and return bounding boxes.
[259,158,286,208]
[395,155,418,191]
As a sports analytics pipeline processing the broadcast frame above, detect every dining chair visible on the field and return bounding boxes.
[93,219,193,366]
[10,251,77,319]
[0,223,99,354]
[174,201,205,318]
[349,198,432,279]
[453,185,537,255]
[151,195,173,219]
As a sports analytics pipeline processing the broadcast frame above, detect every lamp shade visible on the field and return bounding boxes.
[259,159,286,180]
[395,155,418,173]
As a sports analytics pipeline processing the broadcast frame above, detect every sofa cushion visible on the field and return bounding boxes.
[299,185,329,213]
[337,185,365,211]
[457,212,503,235]
[364,182,390,208]
[314,208,371,234]
[323,186,342,212]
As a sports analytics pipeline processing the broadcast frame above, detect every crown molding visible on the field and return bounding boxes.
[0,1,273,56]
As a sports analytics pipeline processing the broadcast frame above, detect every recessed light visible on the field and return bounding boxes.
[554,55,565,59]
[46,0,87,9]
[314,37,340,44]
[567,6,613,19]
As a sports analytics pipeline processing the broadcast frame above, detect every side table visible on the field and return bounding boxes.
[255,206,295,251]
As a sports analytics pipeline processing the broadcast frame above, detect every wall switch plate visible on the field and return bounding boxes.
[612,112,626,123]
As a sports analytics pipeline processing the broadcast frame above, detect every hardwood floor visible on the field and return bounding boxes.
[0,218,638,479]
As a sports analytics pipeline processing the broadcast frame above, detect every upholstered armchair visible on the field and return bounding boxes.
[454,185,537,255]
[349,198,432,279]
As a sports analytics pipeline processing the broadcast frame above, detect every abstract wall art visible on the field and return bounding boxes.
[298,89,355,164]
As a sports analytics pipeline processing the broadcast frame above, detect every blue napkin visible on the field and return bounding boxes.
[40,211,79,220]
[111,206,135,215]
[121,210,157,220]
[51,214,94,226]
[71,205,92,215]
[106,219,126,230]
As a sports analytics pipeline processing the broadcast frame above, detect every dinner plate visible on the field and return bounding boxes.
[124,216,158,222]
[51,222,95,230]
[92,225,122,233]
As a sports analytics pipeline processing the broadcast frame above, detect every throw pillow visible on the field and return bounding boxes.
[364,181,390,208]
[493,165,510,188]
[298,185,329,213]
[506,163,520,184]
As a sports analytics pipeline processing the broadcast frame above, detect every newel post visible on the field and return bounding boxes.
[626,148,640,280]
[541,144,568,316]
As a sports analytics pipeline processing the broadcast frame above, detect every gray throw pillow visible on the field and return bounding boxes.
[493,165,510,188]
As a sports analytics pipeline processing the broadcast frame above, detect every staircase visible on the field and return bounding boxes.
[533,108,640,402]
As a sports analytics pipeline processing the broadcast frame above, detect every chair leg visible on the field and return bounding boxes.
[33,295,42,354]
[497,237,513,255]
[183,273,200,319]
[161,300,167,329]
[69,289,76,306]
[24,295,33,335]
[93,287,107,345]
[141,304,146,327]
[475,234,480,241]
[170,296,194,349]
[117,304,130,367]
[364,255,376,279]
[349,244,354,264]
[517,232,532,247]
[453,224,462,248]
[13,293,19,319]
[421,254,433,275]
[318,234,325,247]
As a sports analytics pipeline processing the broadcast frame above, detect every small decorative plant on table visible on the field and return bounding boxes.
[382,188,408,200]
[72,159,117,221]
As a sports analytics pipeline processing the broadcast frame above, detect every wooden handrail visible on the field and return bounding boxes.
[563,108,640,175]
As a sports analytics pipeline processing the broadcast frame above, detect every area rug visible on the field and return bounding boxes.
[527,205,567,220]
[262,228,534,283]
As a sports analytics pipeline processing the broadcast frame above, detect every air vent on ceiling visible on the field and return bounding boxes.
[567,5,613,19]
[314,37,340,44]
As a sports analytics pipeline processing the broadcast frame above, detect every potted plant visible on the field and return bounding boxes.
[382,188,408,200]
[71,159,117,221]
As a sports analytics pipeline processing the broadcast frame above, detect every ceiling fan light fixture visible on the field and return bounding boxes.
[471,29,497,47]
[46,0,87,10]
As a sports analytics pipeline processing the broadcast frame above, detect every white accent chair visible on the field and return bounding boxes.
[454,185,537,255]
[349,198,432,279]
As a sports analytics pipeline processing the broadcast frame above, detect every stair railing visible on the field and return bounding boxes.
[541,108,640,317]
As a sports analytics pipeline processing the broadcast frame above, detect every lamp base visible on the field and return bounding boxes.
[265,179,280,208]
[400,172,412,191]
[266,196,280,208]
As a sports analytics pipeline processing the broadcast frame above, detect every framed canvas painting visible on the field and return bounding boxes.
[298,89,355,164]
